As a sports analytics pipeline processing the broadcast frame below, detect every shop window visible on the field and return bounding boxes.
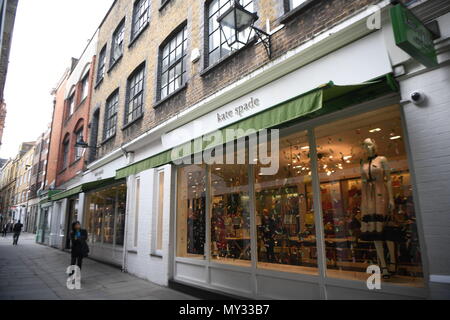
[314,105,423,285]
[159,24,187,101]
[84,183,127,247]
[125,64,145,125]
[206,0,254,67]
[132,0,150,41]
[97,45,107,84]
[110,19,125,67]
[210,163,251,266]
[176,165,207,258]
[254,130,318,274]
[104,90,119,140]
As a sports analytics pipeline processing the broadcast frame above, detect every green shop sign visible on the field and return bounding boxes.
[390,4,438,68]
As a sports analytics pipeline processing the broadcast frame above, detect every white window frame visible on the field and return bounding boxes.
[151,168,165,257]
[132,176,141,250]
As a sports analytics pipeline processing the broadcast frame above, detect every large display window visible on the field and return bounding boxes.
[254,130,318,274]
[175,104,424,287]
[314,105,423,285]
[84,182,127,248]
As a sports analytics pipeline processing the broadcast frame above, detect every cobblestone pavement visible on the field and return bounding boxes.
[0,233,197,300]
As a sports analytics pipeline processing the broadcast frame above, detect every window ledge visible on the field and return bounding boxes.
[153,83,188,109]
[107,55,123,74]
[200,38,256,77]
[279,0,315,24]
[101,134,116,146]
[122,113,144,130]
[129,22,149,49]
[150,253,163,259]
[128,249,138,254]
[94,77,104,90]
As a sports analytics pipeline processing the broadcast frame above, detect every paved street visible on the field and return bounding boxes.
[0,233,197,300]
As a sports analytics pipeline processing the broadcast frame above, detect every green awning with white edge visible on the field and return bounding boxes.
[51,177,117,201]
[115,78,397,179]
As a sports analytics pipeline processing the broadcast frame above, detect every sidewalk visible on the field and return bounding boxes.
[0,233,197,300]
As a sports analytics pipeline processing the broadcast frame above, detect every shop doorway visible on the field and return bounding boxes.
[65,198,79,249]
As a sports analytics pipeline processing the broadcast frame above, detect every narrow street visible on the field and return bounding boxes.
[0,233,197,300]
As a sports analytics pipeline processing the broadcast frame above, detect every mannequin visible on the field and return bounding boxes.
[360,138,396,279]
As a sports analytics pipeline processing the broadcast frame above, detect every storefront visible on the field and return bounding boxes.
[172,94,426,298]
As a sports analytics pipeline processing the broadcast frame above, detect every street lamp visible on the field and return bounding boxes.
[75,135,95,149]
[217,0,272,58]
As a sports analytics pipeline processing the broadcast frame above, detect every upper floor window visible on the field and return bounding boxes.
[285,0,311,12]
[62,137,70,169]
[125,64,145,124]
[80,73,89,102]
[159,24,187,100]
[104,90,119,140]
[132,0,150,40]
[74,127,84,161]
[111,20,125,66]
[206,0,254,67]
[97,46,107,83]
[67,91,75,118]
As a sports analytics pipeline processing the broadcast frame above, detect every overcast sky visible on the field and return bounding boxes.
[1,0,114,159]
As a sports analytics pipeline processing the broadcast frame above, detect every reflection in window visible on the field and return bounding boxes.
[314,105,423,286]
[254,130,318,274]
[211,164,251,266]
[111,20,125,66]
[84,183,127,247]
[177,165,206,258]
[207,0,254,67]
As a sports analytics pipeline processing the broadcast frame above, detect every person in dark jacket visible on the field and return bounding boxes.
[12,220,23,245]
[70,221,89,271]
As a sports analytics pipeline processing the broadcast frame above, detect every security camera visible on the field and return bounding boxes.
[410,91,426,105]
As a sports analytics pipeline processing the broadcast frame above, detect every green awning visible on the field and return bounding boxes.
[116,78,397,179]
[51,177,117,201]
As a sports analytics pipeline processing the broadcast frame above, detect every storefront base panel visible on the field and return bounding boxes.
[125,254,169,287]
[174,260,431,299]
[89,244,123,267]
[429,281,450,300]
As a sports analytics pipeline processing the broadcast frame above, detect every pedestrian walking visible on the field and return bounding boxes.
[70,221,89,272]
[12,220,23,245]
[2,223,7,237]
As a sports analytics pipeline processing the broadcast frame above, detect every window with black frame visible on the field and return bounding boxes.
[62,136,70,169]
[206,0,254,67]
[104,90,119,140]
[97,46,107,83]
[159,24,187,100]
[125,64,145,124]
[132,0,150,40]
[110,20,125,66]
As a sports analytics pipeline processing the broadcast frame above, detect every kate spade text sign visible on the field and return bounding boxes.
[216,97,261,123]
